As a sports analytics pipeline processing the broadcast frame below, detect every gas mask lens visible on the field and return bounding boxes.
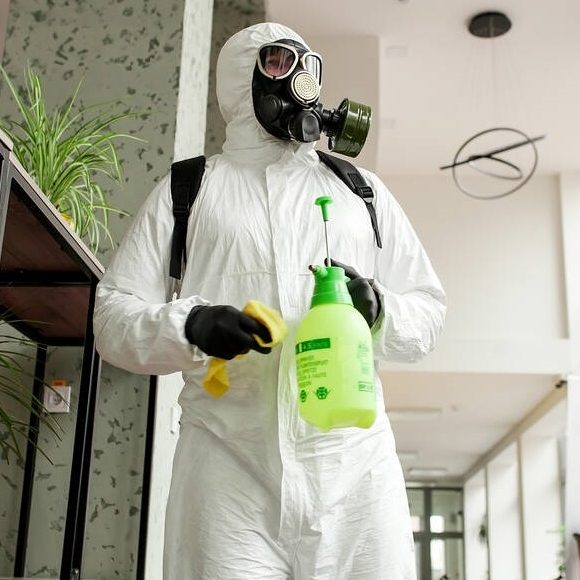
[259,45,296,79]
[258,43,322,82]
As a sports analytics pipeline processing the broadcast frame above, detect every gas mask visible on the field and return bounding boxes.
[252,39,372,158]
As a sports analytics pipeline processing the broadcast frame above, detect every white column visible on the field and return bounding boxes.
[173,0,214,161]
[145,1,213,578]
[565,375,580,579]
[520,433,563,580]
[487,444,523,580]
[560,175,580,578]
[464,470,489,580]
[559,174,580,357]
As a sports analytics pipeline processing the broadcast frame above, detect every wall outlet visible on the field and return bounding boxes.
[43,381,72,413]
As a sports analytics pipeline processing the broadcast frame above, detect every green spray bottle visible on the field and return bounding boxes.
[295,196,376,431]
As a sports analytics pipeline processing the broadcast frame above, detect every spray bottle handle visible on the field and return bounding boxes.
[315,196,333,222]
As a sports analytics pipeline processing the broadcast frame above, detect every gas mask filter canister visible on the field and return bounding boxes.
[252,39,372,158]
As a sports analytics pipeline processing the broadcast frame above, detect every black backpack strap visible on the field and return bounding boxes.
[169,155,206,280]
[316,150,382,248]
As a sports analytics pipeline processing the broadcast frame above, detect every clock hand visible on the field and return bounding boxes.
[440,134,545,171]
[468,155,523,180]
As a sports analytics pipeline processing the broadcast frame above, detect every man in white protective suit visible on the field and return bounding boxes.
[93,22,446,580]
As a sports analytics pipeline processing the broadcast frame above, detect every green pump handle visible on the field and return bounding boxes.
[315,196,333,221]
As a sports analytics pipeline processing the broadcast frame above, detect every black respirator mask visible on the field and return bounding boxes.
[252,39,372,158]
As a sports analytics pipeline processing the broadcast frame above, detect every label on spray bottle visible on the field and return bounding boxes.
[356,341,374,392]
[296,338,332,402]
[296,338,331,354]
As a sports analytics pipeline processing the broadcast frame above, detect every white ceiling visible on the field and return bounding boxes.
[266,0,573,481]
[267,0,580,176]
[381,371,559,481]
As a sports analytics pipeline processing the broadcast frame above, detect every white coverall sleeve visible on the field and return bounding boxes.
[93,174,210,375]
[360,169,446,363]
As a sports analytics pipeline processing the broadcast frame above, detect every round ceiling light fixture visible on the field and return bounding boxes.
[440,9,546,199]
[439,128,545,200]
[468,11,512,38]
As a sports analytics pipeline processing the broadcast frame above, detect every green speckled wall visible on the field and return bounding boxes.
[205,0,266,156]
[0,0,185,578]
[0,0,266,577]
[1,0,185,263]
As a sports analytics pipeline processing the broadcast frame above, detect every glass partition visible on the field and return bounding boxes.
[408,486,464,580]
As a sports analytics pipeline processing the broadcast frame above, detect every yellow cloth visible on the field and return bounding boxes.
[203,300,288,398]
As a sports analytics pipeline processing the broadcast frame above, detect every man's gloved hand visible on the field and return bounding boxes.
[326,259,381,327]
[185,305,272,360]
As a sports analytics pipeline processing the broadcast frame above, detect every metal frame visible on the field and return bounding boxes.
[13,343,47,576]
[137,375,158,579]
[0,132,156,580]
[60,282,101,580]
[0,136,101,580]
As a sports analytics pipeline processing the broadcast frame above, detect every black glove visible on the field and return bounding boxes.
[185,305,272,360]
[327,259,381,327]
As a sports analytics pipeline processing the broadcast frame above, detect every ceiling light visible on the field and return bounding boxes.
[408,467,448,478]
[398,451,419,462]
[388,407,442,422]
[468,11,511,39]
[439,10,545,199]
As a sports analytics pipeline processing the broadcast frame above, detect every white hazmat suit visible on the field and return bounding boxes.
[94,22,446,580]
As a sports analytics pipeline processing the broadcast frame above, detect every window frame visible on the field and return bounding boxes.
[408,486,465,580]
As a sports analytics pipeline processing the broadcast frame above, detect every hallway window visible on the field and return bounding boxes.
[408,487,464,580]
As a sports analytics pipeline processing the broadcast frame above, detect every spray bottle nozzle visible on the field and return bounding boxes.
[315,196,333,268]
[309,264,327,279]
[308,265,352,307]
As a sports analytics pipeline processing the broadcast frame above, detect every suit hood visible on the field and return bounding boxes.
[216,22,316,165]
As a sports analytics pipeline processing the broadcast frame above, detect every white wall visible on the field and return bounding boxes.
[380,173,572,374]
[384,172,580,578]
[560,175,580,358]
[487,444,523,580]
[385,174,565,341]
[308,35,380,172]
[462,393,567,580]
[520,433,562,580]
[565,376,580,580]
[464,470,489,580]
[559,176,580,577]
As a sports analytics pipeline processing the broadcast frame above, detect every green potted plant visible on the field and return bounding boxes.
[0,65,142,252]
[0,66,143,461]
[478,514,488,544]
[547,526,566,579]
